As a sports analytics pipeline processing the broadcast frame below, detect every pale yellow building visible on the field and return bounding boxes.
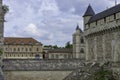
[44,48,73,59]
[3,37,43,59]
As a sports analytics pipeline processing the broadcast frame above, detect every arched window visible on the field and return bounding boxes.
[81,37,84,44]
[80,48,84,53]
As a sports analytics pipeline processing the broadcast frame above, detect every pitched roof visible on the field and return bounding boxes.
[76,24,83,33]
[4,37,42,45]
[83,4,95,17]
[48,48,72,53]
[88,4,120,23]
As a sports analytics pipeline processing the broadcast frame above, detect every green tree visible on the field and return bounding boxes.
[53,45,58,49]
[0,48,2,55]
[2,5,9,15]
[90,65,117,80]
[65,41,73,48]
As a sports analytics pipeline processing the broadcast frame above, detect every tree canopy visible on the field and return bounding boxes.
[2,5,9,15]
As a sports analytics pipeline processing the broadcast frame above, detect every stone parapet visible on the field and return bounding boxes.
[84,20,118,36]
[3,59,85,71]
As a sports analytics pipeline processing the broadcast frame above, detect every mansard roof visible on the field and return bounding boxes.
[83,4,95,17]
[4,37,42,45]
[88,4,120,23]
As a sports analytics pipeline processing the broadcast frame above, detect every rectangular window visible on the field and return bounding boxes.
[14,48,16,51]
[56,54,59,59]
[51,54,54,59]
[29,48,32,51]
[26,48,28,52]
[36,48,39,51]
[18,48,20,51]
[64,54,67,58]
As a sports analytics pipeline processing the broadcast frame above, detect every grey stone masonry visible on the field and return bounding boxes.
[63,62,120,80]
[0,68,4,80]
[3,59,85,71]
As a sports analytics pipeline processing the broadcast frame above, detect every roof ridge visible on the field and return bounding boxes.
[88,3,120,23]
[95,3,120,16]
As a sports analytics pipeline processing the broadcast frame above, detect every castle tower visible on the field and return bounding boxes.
[83,4,95,30]
[73,25,85,59]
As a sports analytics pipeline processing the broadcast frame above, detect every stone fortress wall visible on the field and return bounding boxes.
[3,59,84,80]
[83,4,120,62]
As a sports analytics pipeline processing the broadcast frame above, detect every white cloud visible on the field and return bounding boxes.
[3,0,120,46]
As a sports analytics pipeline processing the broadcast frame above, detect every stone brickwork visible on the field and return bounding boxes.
[83,4,120,63]
[4,71,71,80]
[2,59,85,80]
[63,62,120,80]
[73,25,85,59]
[3,59,85,71]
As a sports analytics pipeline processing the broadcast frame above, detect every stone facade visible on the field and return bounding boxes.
[3,59,84,80]
[3,59,84,71]
[73,25,85,59]
[4,71,71,80]
[44,48,73,59]
[3,37,43,59]
[82,4,120,62]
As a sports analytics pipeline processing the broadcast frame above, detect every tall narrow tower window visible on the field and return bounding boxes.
[80,48,84,53]
[81,37,84,44]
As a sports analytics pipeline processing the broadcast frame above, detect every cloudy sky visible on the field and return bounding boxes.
[3,0,120,46]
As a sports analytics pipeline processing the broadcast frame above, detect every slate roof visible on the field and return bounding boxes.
[4,37,42,45]
[76,25,83,33]
[88,4,120,23]
[83,4,95,17]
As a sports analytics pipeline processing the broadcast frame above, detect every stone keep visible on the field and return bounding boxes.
[83,4,120,62]
[73,25,85,59]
